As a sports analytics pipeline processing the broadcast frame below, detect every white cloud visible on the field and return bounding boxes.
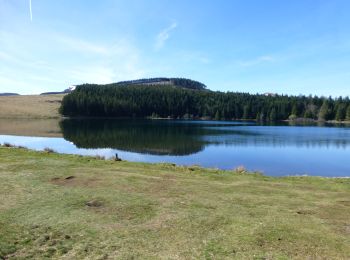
[155,22,177,50]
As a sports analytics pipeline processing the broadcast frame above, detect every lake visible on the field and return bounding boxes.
[1,118,350,177]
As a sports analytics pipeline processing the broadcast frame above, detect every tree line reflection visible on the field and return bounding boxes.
[60,119,350,156]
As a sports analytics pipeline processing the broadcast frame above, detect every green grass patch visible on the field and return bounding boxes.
[0,147,349,259]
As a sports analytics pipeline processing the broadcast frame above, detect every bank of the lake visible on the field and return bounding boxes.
[0,147,349,259]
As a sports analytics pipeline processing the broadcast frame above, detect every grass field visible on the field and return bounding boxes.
[0,94,64,119]
[0,147,349,259]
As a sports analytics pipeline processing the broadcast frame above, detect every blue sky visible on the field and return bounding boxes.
[0,0,350,96]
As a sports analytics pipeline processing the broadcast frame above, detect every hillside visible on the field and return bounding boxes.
[115,77,207,90]
[40,86,76,96]
[0,93,19,96]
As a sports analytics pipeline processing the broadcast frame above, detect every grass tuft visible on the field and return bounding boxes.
[93,155,105,160]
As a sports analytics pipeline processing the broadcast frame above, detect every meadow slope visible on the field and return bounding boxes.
[0,94,64,119]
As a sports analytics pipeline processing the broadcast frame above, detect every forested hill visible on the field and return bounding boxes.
[60,82,350,121]
[115,78,207,90]
[0,93,19,96]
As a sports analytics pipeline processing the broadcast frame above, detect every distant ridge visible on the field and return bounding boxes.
[115,77,207,90]
[0,93,19,96]
[40,86,76,95]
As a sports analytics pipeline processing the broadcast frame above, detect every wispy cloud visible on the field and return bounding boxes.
[0,50,55,72]
[55,35,108,55]
[62,38,146,84]
[29,0,32,21]
[155,22,177,50]
[0,28,147,93]
[238,55,275,67]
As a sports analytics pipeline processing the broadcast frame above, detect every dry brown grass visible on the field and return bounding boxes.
[0,94,64,119]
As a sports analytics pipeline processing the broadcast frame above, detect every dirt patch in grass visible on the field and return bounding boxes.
[85,200,104,208]
[296,209,315,215]
[338,200,350,206]
[50,176,101,188]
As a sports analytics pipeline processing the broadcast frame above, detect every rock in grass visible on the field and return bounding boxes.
[85,200,103,207]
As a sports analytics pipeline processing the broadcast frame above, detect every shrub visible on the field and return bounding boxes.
[233,165,246,173]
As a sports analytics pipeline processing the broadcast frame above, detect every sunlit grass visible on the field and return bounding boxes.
[0,147,349,259]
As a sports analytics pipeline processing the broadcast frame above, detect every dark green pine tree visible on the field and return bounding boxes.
[291,103,298,117]
[318,100,329,121]
[269,108,277,121]
[256,112,261,121]
[242,105,250,119]
[221,109,226,120]
[304,110,312,119]
[214,110,221,121]
[335,104,346,121]
[346,105,350,121]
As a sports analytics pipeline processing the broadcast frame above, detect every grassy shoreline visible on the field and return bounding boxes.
[0,147,349,259]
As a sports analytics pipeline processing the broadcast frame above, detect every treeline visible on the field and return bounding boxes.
[60,84,350,121]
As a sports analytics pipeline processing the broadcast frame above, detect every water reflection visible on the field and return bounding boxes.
[0,118,61,137]
[60,119,213,155]
[203,126,350,149]
[60,119,350,156]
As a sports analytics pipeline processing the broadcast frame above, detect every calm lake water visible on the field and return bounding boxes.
[1,118,350,177]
